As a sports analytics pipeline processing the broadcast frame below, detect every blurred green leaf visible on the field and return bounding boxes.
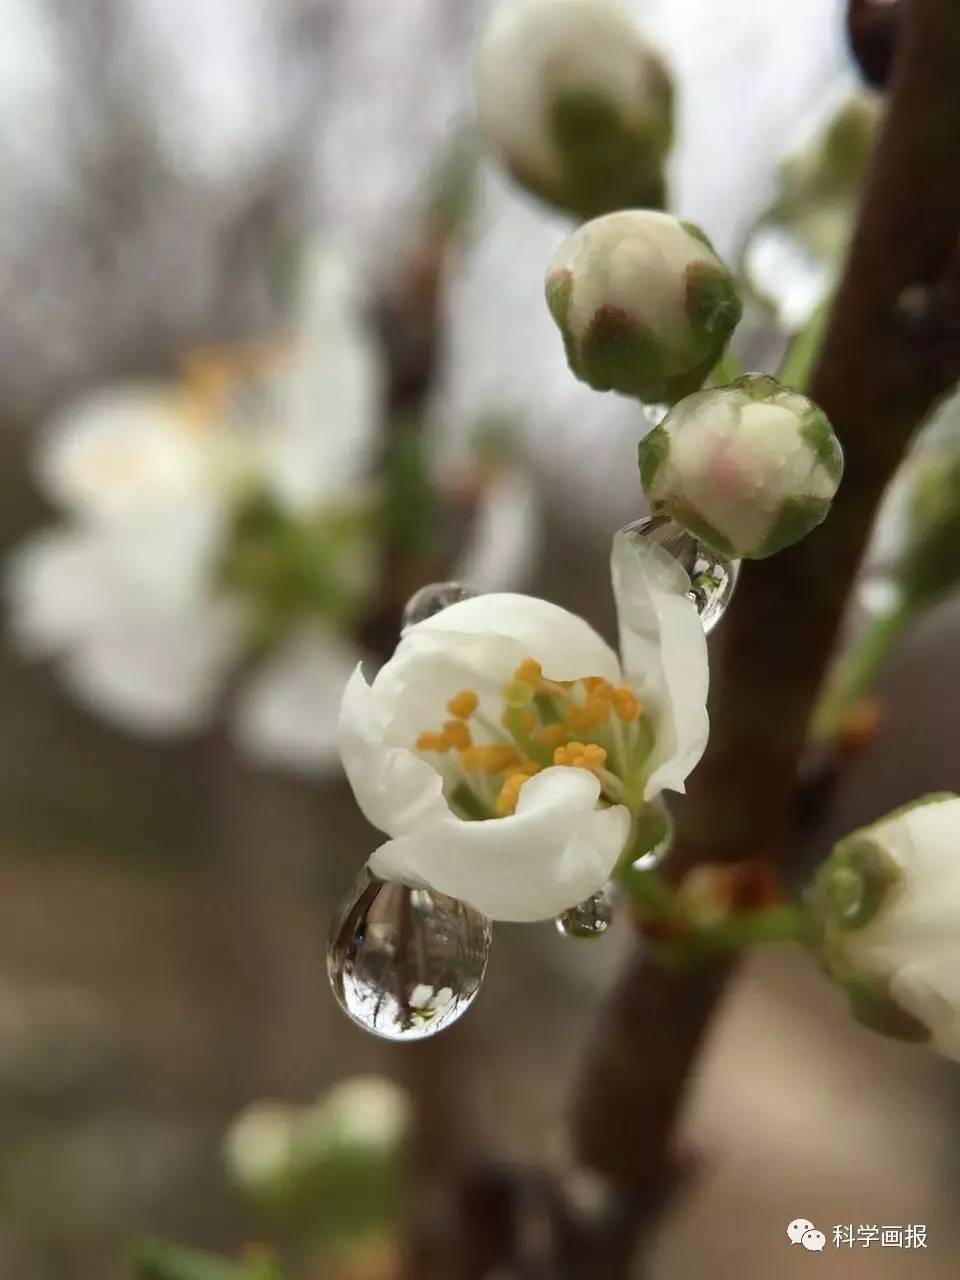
[382,422,441,559]
[133,1240,286,1280]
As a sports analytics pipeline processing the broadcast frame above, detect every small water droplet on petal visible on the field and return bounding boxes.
[328,868,492,1041]
[555,887,615,940]
[402,581,476,629]
[621,515,740,633]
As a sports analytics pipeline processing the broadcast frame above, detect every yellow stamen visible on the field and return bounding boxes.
[538,724,568,751]
[612,687,642,722]
[416,731,451,754]
[495,772,530,816]
[501,706,535,733]
[461,745,523,775]
[443,720,472,751]
[513,658,543,689]
[447,690,479,719]
[502,679,536,708]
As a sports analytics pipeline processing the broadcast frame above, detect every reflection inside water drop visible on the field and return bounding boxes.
[328,868,492,1041]
[402,581,476,629]
[621,515,740,634]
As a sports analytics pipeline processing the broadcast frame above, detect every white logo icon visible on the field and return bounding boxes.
[802,1230,827,1253]
[788,1219,816,1245]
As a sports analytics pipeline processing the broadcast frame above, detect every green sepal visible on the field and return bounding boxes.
[756,495,832,559]
[637,424,670,493]
[843,975,931,1044]
[577,305,668,398]
[800,407,844,484]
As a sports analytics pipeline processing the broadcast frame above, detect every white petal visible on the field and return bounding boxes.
[369,766,630,921]
[406,591,621,684]
[452,466,540,594]
[338,663,451,839]
[36,384,212,521]
[5,529,120,656]
[62,597,245,737]
[268,248,381,512]
[234,629,360,776]
[890,964,960,1061]
[611,530,709,797]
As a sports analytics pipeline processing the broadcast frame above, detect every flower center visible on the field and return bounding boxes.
[415,658,654,821]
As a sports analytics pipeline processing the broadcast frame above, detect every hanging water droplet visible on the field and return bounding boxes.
[621,515,740,634]
[555,887,615,940]
[402,581,476,629]
[328,867,492,1041]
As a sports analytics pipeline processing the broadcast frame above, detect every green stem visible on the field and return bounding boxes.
[505,707,553,767]
[811,599,913,740]
[710,348,744,386]
[777,298,831,391]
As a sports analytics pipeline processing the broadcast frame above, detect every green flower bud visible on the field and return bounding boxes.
[639,374,842,559]
[475,0,673,218]
[546,211,741,404]
[807,795,960,1053]
[741,92,881,329]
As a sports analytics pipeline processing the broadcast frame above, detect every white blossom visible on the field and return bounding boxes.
[475,0,673,217]
[338,530,708,922]
[6,249,380,766]
[640,374,842,559]
[546,210,741,404]
[810,796,960,1059]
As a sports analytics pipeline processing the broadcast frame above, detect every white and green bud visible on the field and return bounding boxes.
[475,0,673,218]
[546,211,741,405]
[224,1076,412,1233]
[808,795,960,1055]
[638,374,842,559]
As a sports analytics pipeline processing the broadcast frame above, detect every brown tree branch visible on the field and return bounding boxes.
[568,0,960,1264]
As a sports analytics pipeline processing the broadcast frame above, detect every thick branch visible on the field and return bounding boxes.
[569,0,960,1243]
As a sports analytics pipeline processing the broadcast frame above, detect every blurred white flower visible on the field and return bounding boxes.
[810,795,960,1059]
[225,1074,411,1198]
[6,248,381,769]
[338,529,707,921]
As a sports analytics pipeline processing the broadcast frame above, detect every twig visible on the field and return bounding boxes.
[567,0,960,1269]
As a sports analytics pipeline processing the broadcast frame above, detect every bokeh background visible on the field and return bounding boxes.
[0,0,957,1276]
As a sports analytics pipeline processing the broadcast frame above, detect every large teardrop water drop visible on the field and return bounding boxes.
[555,886,616,940]
[621,515,740,634]
[402,581,476,629]
[328,867,492,1041]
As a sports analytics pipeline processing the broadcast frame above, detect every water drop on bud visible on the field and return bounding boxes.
[402,581,476,629]
[555,887,615,940]
[328,867,492,1041]
[621,515,740,633]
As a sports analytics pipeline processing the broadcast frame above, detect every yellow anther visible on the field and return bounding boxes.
[495,772,530,816]
[502,679,536,708]
[538,724,568,751]
[567,704,607,733]
[461,745,523,775]
[443,720,472,751]
[447,690,479,719]
[513,658,543,689]
[612,686,642,722]
[582,676,614,696]
[507,761,542,779]
[416,731,451,754]
[554,741,586,767]
[501,706,535,733]
[581,744,608,767]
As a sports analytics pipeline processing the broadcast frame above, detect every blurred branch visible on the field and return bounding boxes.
[848,0,904,88]
[566,0,960,1270]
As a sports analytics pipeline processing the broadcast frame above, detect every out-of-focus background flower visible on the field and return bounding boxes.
[0,1,957,1276]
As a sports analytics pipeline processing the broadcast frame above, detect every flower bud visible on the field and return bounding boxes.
[808,795,960,1056]
[638,374,843,559]
[546,211,741,404]
[476,0,673,218]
